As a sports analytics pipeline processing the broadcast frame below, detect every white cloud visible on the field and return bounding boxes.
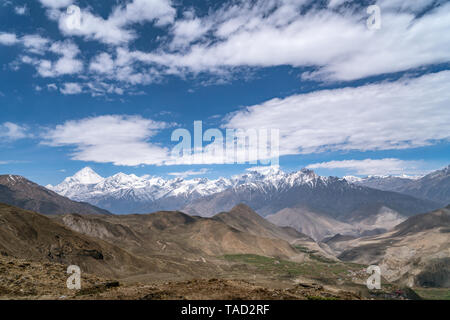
[14,5,28,15]
[0,122,29,141]
[377,0,435,13]
[3,0,449,89]
[328,0,351,8]
[170,15,211,49]
[0,32,18,45]
[123,0,450,81]
[168,168,210,178]
[89,53,115,74]
[60,82,82,95]
[42,115,170,166]
[85,82,124,96]
[39,0,73,9]
[20,40,83,77]
[21,34,49,54]
[47,83,58,91]
[224,70,450,155]
[57,0,176,45]
[109,0,176,27]
[306,158,431,176]
[0,33,49,54]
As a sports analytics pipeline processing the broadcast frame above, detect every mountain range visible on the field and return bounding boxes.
[47,167,233,214]
[0,202,310,282]
[335,205,450,288]
[1,200,448,298]
[1,168,449,295]
[345,165,450,205]
[46,166,448,240]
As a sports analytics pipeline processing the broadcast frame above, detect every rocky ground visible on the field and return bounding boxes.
[0,255,428,300]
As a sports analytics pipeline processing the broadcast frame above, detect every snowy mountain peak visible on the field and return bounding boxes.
[66,167,104,185]
[47,166,351,214]
[428,165,450,177]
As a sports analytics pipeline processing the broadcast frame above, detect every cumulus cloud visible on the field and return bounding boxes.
[40,114,278,166]
[47,83,58,91]
[60,82,82,95]
[0,33,48,52]
[57,0,176,45]
[0,122,29,141]
[21,34,49,54]
[0,32,18,45]
[42,115,170,166]
[20,40,83,77]
[169,14,211,49]
[89,53,115,74]
[85,82,125,96]
[224,70,450,155]
[117,0,450,81]
[2,0,449,89]
[2,0,450,93]
[39,0,73,9]
[14,5,28,15]
[306,158,431,176]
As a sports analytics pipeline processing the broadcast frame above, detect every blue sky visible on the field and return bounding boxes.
[0,0,449,185]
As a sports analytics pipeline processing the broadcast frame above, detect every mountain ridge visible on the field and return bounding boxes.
[47,167,442,220]
[345,165,450,205]
[0,175,110,216]
[336,205,450,288]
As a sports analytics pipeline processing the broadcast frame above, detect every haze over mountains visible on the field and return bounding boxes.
[46,166,447,240]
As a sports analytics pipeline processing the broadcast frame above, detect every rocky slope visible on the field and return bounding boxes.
[212,204,312,243]
[0,175,109,215]
[267,206,406,241]
[336,205,450,288]
[0,201,443,299]
[0,203,145,278]
[54,205,304,262]
[0,202,312,286]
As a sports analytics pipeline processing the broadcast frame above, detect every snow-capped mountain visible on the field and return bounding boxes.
[47,166,443,239]
[47,167,237,213]
[47,166,326,214]
[344,165,450,205]
[47,166,442,216]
